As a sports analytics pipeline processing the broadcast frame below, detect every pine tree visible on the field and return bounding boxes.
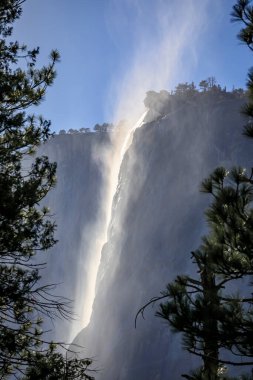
[21,345,95,380]
[231,0,253,137]
[154,1,253,376]
[156,167,253,379]
[0,1,94,378]
[157,1,253,378]
[136,167,253,379]
[136,1,253,378]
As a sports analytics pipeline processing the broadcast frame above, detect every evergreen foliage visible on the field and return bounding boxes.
[93,122,113,133]
[22,345,95,380]
[144,81,245,121]
[156,1,253,378]
[232,0,253,137]
[137,1,253,379]
[156,167,253,378]
[0,1,94,378]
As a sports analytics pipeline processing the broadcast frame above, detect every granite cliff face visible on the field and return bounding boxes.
[40,132,111,341]
[43,92,251,378]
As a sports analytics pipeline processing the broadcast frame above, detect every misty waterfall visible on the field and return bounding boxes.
[41,90,251,379]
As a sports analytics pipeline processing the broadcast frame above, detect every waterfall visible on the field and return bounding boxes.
[69,111,147,341]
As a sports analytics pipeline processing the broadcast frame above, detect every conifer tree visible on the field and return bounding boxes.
[232,0,253,137]
[137,1,253,379]
[156,167,253,379]
[21,345,95,380]
[156,1,253,378]
[0,1,94,378]
[154,1,253,377]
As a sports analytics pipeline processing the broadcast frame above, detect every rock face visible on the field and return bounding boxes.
[43,92,251,378]
[40,132,110,341]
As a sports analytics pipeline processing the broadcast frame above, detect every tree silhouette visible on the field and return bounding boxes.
[0,1,94,378]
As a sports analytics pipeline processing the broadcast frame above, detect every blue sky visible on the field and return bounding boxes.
[13,0,252,132]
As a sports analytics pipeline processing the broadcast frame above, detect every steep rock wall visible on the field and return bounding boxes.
[39,132,110,341]
[41,93,251,378]
[73,95,251,379]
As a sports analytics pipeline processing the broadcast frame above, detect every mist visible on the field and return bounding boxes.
[106,0,218,124]
[67,0,219,342]
[35,1,253,378]
[4,0,253,378]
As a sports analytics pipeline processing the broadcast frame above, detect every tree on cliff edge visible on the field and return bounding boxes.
[0,1,94,378]
[232,0,253,138]
[156,1,253,378]
[137,1,253,379]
